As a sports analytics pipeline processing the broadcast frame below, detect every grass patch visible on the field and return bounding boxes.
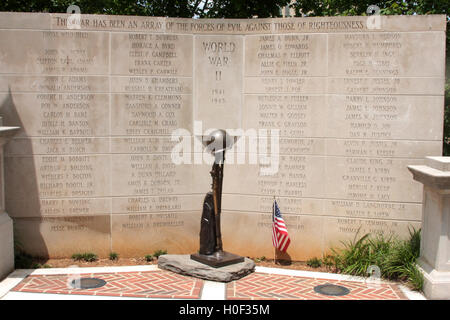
[71,252,98,262]
[144,254,153,262]
[306,257,322,268]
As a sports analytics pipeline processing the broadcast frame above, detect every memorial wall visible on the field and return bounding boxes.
[0,12,446,260]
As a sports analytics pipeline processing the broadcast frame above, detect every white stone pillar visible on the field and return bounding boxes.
[0,126,20,280]
[408,157,450,299]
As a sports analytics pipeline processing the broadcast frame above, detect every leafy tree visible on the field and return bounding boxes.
[0,0,290,18]
[445,82,450,155]
[0,0,194,16]
[201,0,291,18]
[292,0,448,17]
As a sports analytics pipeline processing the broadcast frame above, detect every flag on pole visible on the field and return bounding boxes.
[272,200,291,252]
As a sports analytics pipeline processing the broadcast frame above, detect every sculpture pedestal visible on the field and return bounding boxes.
[0,125,20,280]
[0,213,14,280]
[408,157,450,299]
[190,251,244,268]
[158,254,254,282]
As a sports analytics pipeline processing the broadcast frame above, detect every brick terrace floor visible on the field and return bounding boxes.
[10,269,409,300]
[12,270,203,299]
[227,272,407,300]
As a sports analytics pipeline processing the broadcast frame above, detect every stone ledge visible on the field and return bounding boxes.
[408,164,450,191]
[426,156,450,172]
[158,254,255,282]
[0,214,14,281]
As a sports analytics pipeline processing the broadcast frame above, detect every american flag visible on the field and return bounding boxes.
[272,200,290,252]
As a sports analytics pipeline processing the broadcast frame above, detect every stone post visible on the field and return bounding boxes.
[408,157,450,299]
[0,122,20,280]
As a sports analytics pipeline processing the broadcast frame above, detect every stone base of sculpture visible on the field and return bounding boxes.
[158,254,254,282]
[190,251,244,268]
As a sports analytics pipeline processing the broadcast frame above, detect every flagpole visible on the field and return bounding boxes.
[272,196,290,264]
[273,195,276,265]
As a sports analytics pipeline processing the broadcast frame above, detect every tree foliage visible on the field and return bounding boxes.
[201,0,291,18]
[291,0,448,17]
[0,0,192,17]
[0,0,290,18]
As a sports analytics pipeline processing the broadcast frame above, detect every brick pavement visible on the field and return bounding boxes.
[226,272,408,300]
[11,269,409,300]
[12,270,203,299]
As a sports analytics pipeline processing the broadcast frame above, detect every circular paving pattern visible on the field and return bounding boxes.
[71,278,107,290]
[313,284,351,296]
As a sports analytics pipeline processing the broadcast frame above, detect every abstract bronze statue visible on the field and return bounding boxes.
[190,129,244,267]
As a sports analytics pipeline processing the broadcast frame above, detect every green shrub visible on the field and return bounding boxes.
[145,254,153,262]
[380,227,423,290]
[443,82,450,155]
[71,252,98,262]
[71,253,83,261]
[306,257,322,268]
[405,264,424,291]
[321,254,335,270]
[14,251,52,269]
[329,227,423,291]
[83,253,98,262]
[153,249,167,259]
[330,230,394,277]
[109,252,119,261]
[255,256,266,263]
[408,227,421,258]
[14,251,34,269]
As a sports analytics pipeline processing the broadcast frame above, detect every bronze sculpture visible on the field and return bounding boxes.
[190,129,244,267]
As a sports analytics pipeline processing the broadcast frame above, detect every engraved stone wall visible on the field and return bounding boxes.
[0,12,445,259]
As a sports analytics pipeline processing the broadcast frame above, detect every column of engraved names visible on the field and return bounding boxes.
[29,48,109,215]
[108,19,199,250]
[242,33,327,203]
[1,29,111,219]
[110,32,193,219]
[323,28,444,245]
[326,31,443,210]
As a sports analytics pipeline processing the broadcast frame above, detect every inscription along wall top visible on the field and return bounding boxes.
[0,12,446,259]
